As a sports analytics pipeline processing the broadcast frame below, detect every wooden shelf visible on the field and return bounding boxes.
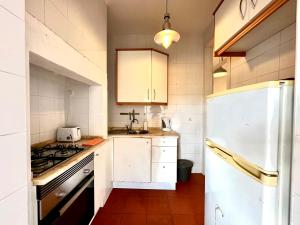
[214,0,296,57]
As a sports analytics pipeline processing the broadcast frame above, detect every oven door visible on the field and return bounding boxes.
[40,174,94,225]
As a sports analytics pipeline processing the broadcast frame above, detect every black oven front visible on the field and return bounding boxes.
[37,154,94,225]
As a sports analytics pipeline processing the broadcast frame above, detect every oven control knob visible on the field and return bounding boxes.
[83,169,91,174]
[55,192,67,198]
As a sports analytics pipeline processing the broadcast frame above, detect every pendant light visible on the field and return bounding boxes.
[213,57,228,78]
[154,0,180,49]
[213,66,227,78]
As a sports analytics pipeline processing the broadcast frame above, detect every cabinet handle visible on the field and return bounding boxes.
[147,88,150,100]
[250,0,257,8]
[163,166,166,169]
[239,0,247,20]
[153,89,156,100]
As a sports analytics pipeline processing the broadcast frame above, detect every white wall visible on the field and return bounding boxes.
[26,0,107,72]
[30,64,65,144]
[211,23,296,91]
[108,34,205,173]
[0,1,29,225]
[30,64,95,144]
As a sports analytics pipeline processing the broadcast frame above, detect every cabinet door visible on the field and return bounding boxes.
[151,51,168,103]
[113,138,151,182]
[117,50,151,103]
[104,139,113,203]
[94,146,105,213]
[248,0,273,20]
[214,0,249,51]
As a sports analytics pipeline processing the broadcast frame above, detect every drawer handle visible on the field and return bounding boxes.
[163,150,166,152]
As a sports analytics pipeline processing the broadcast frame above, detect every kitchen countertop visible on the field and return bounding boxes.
[32,138,108,186]
[108,127,179,138]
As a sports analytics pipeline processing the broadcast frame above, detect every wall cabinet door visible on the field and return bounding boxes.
[152,51,168,103]
[117,50,152,103]
[214,0,249,51]
[113,138,151,182]
[94,140,113,213]
[248,0,273,20]
[116,49,168,104]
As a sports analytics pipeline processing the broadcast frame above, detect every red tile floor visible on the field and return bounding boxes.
[91,174,204,225]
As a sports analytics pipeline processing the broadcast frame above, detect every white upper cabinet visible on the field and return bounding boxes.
[214,0,249,52]
[152,51,168,103]
[117,49,168,105]
[213,0,294,56]
[117,50,152,103]
[248,0,273,20]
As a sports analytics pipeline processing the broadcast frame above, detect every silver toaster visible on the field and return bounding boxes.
[57,127,82,142]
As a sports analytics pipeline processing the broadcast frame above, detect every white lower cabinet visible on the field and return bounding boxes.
[113,138,151,182]
[94,139,113,213]
[151,137,177,183]
[112,136,177,189]
[152,163,177,183]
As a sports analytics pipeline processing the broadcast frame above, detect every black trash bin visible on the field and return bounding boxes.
[177,159,193,182]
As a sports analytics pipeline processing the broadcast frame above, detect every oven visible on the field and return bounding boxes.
[36,154,94,225]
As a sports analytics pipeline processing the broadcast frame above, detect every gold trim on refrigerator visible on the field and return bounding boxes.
[205,139,278,186]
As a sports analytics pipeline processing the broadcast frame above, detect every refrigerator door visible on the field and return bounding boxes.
[205,147,277,225]
[206,81,293,172]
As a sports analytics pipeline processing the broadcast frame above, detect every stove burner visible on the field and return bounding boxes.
[32,158,48,168]
[31,143,87,176]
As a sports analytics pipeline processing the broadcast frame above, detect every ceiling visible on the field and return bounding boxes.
[106,0,220,35]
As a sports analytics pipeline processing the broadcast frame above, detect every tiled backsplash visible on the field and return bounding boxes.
[108,34,204,173]
[213,23,296,91]
[30,64,90,144]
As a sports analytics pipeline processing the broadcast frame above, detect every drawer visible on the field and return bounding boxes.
[152,147,177,163]
[151,163,177,183]
[152,137,177,147]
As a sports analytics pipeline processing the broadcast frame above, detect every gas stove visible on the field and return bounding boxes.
[31,143,87,177]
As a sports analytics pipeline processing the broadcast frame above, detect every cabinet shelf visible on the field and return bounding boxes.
[214,0,296,57]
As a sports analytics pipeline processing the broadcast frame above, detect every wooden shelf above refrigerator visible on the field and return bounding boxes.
[213,0,296,57]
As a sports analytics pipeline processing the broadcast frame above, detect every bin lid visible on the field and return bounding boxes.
[177,159,193,168]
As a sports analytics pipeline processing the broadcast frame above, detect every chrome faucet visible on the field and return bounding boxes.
[126,109,139,133]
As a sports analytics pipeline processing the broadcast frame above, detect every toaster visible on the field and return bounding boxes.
[57,127,81,142]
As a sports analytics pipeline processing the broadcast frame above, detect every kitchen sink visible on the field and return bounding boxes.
[108,128,149,135]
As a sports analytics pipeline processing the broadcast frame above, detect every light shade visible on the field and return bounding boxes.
[213,66,227,78]
[154,29,180,49]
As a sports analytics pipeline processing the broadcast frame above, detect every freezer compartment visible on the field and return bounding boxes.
[205,147,278,225]
[206,81,293,172]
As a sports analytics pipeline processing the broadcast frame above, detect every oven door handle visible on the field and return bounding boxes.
[59,175,94,216]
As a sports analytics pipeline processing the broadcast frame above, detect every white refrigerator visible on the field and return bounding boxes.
[205,81,293,225]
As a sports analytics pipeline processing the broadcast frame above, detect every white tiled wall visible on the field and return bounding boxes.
[108,34,205,173]
[0,1,28,225]
[224,23,296,89]
[30,64,91,144]
[65,78,90,136]
[30,64,66,144]
[25,0,107,72]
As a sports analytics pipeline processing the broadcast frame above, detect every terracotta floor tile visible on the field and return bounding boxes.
[168,196,195,214]
[123,196,147,214]
[146,197,170,214]
[119,214,147,225]
[102,196,127,213]
[91,213,122,225]
[172,214,197,225]
[147,214,173,225]
[92,174,205,225]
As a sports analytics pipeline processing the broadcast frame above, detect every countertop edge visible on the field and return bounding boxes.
[32,139,109,186]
